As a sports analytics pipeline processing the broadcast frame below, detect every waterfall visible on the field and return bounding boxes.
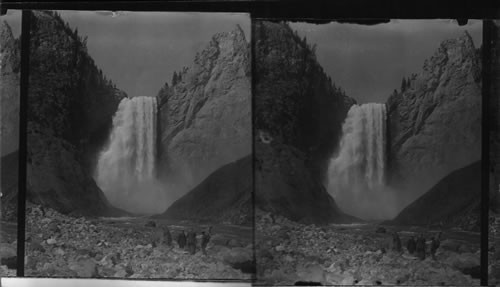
[328,103,397,220]
[96,96,167,215]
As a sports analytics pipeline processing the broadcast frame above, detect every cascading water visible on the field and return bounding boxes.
[95,96,167,215]
[327,103,398,220]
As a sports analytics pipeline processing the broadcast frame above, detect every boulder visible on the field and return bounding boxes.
[68,258,98,278]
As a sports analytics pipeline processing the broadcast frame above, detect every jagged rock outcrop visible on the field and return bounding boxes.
[0,21,20,158]
[157,156,251,225]
[156,25,251,189]
[386,31,481,203]
[254,21,355,224]
[388,161,481,232]
[26,11,127,216]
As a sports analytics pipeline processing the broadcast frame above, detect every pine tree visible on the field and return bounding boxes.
[172,72,178,86]
[401,77,407,92]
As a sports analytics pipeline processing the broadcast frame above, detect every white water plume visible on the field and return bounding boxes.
[95,96,167,215]
[327,103,398,220]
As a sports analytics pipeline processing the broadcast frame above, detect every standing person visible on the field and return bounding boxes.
[187,230,197,255]
[392,232,402,253]
[177,230,187,249]
[164,226,172,247]
[407,236,416,254]
[416,233,426,260]
[201,231,211,255]
[430,233,441,260]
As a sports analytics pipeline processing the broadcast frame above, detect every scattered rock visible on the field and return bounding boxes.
[0,243,16,259]
[68,258,98,278]
[25,202,251,279]
[221,247,252,266]
[46,238,57,245]
[52,248,65,256]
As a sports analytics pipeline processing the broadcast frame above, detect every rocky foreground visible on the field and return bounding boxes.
[0,222,17,277]
[489,213,500,285]
[25,203,253,280]
[256,210,480,286]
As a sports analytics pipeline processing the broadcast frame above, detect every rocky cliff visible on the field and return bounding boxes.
[1,21,20,222]
[389,161,481,232]
[156,25,251,190]
[386,31,481,204]
[157,156,251,226]
[26,11,126,216]
[0,21,20,158]
[255,21,355,177]
[254,21,355,224]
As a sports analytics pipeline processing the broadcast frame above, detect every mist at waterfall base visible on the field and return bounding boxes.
[327,103,400,221]
[95,96,170,215]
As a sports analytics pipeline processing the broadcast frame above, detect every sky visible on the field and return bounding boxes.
[0,13,483,103]
[1,10,250,99]
[290,20,482,104]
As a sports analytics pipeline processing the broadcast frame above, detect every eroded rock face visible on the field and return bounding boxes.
[254,21,355,177]
[156,25,251,190]
[1,21,20,222]
[0,21,20,157]
[25,11,126,216]
[386,32,481,204]
[253,21,355,224]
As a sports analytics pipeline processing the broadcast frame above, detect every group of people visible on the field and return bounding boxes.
[391,231,442,260]
[176,226,212,255]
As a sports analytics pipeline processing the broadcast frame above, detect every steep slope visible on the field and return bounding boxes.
[255,21,355,177]
[156,25,251,190]
[386,31,481,204]
[256,141,355,224]
[388,161,481,231]
[0,20,20,157]
[26,11,126,216]
[157,156,251,226]
[1,21,20,222]
[254,21,355,224]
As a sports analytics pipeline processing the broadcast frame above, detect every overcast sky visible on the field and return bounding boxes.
[0,13,482,104]
[290,20,482,103]
[1,10,250,99]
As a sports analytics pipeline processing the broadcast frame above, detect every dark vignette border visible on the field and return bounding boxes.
[1,0,498,285]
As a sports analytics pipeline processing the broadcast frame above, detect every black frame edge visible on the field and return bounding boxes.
[482,19,492,287]
[17,9,30,277]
